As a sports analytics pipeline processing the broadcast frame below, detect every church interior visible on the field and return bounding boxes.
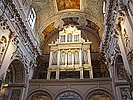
[0,0,132,100]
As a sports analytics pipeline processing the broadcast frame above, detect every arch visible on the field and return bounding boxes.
[5,59,26,83]
[114,55,126,80]
[86,89,114,100]
[27,90,52,100]
[55,90,83,100]
[1,59,26,99]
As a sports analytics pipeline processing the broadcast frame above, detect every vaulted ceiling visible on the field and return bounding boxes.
[32,0,104,54]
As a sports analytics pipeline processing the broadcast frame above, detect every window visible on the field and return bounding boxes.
[28,8,36,29]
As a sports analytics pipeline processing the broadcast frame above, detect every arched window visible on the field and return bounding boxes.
[28,8,36,29]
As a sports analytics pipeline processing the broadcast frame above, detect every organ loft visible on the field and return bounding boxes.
[47,25,93,79]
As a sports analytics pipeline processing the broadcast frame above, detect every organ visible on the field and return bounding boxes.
[47,25,93,79]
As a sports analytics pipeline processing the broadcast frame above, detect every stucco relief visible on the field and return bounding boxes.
[122,29,131,54]
[0,36,7,64]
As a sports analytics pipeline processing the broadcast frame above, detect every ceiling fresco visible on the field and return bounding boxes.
[56,0,80,11]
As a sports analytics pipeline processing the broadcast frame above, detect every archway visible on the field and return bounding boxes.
[1,59,26,100]
[87,89,113,100]
[28,90,52,100]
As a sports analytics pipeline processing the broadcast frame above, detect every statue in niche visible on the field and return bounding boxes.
[52,52,57,65]
[61,52,65,65]
[0,36,7,62]
[82,50,88,64]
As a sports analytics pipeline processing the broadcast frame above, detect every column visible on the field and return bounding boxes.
[47,70,51,79]
[80,68,84,79]
[79,49,82,67]
[56,68,60,79]
[57,50,60,67]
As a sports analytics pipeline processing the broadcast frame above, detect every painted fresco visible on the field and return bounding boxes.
[56,0,80,11]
